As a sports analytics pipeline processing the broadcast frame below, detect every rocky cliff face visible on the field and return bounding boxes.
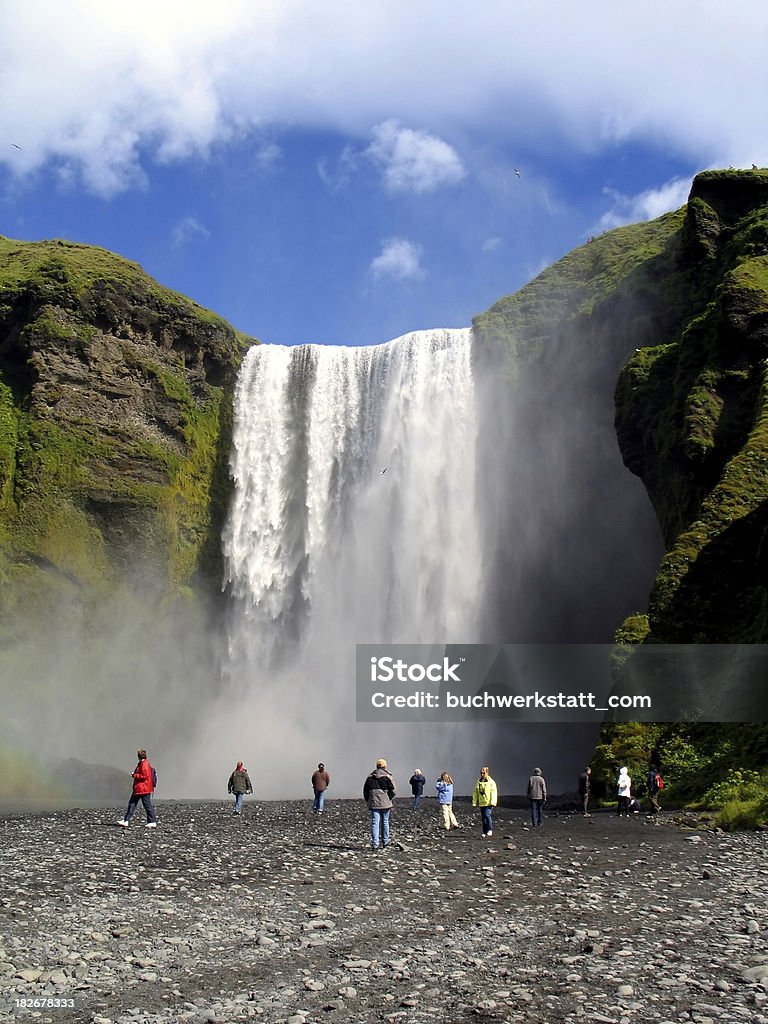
[474,168,768,644]
[0,238,254,787]
[0,237,253,641]
[616,171,768,642]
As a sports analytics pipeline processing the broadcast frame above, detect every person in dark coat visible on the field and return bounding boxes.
[363,758,396,850]
[311,762,330,814]
[409,768,426,809]
[578,766,592,816]
[527,767,547,828]
[647,765,663,815]
[118,749,157,828]
[227,761,253,815]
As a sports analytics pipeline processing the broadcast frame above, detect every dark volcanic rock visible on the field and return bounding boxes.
[1,799,767,1023]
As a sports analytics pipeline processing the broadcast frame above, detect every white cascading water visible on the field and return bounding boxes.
[225,328,481,661]
[207,328,486,795]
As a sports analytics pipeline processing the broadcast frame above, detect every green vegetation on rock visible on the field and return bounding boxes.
[474,168,768,826]
[0,235,255,647]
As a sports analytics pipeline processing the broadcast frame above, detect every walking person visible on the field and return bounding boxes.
[363,758,396,851]
[617,766,632,817]
[436,772,460,830]
[311,762,330,814]
[409,768,426,810]
[227,761,253,815]
[117,749,157,828]
[646,764,663,815]
[471,766,497,838]
[527,767,547,828]
[578,766,592,816]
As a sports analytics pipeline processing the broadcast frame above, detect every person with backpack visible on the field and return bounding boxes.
[647,764,664,815]
[117,749,157,828]
[228,761,253,815]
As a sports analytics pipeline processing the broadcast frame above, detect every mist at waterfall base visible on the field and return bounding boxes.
[180,326,664,800]
[0,558,223,802]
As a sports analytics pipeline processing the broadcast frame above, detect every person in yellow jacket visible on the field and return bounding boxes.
[471,766,498,837]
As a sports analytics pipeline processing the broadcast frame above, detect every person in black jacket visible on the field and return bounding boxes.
[578,766,592,816]
[409,769,426,810]
[363,758,396,850]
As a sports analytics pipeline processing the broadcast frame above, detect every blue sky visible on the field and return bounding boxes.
[1,1,767,347]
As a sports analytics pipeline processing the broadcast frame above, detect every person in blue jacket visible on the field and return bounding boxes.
[436,771,460,830]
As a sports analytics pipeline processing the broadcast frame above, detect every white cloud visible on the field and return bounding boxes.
[365,120,466,194]
[253,142,282,171]
[317,145,358,191]
[597,177,693,231]
[482,236,502,253]
[0,2,767,195]
[171,215,210,247]
[369,238,424,281]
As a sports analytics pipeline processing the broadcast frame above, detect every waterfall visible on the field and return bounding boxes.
[210,329,485,793]
[180,323,663,798]
[224,328,482,667]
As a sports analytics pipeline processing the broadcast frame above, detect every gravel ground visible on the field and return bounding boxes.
[1,799,767,1024]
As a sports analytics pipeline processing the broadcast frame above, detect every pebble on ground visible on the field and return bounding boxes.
[1,800,767,1024]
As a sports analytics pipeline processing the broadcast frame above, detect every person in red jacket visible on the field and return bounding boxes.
[117,749,157,828]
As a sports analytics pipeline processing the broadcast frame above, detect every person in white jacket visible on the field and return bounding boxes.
[616,766,632,817]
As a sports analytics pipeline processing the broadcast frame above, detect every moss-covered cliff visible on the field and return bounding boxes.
[474,169,768,824]
[0,236,254,647]
[474,168,768,645]
[616,172,768,642]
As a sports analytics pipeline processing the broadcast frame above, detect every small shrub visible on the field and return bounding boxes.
[703,767,767,808]
[715,796,768,831]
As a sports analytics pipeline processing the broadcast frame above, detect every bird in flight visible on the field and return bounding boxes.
[11,144,22,150]
[514,168,521,177]
[380,468,388,475]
